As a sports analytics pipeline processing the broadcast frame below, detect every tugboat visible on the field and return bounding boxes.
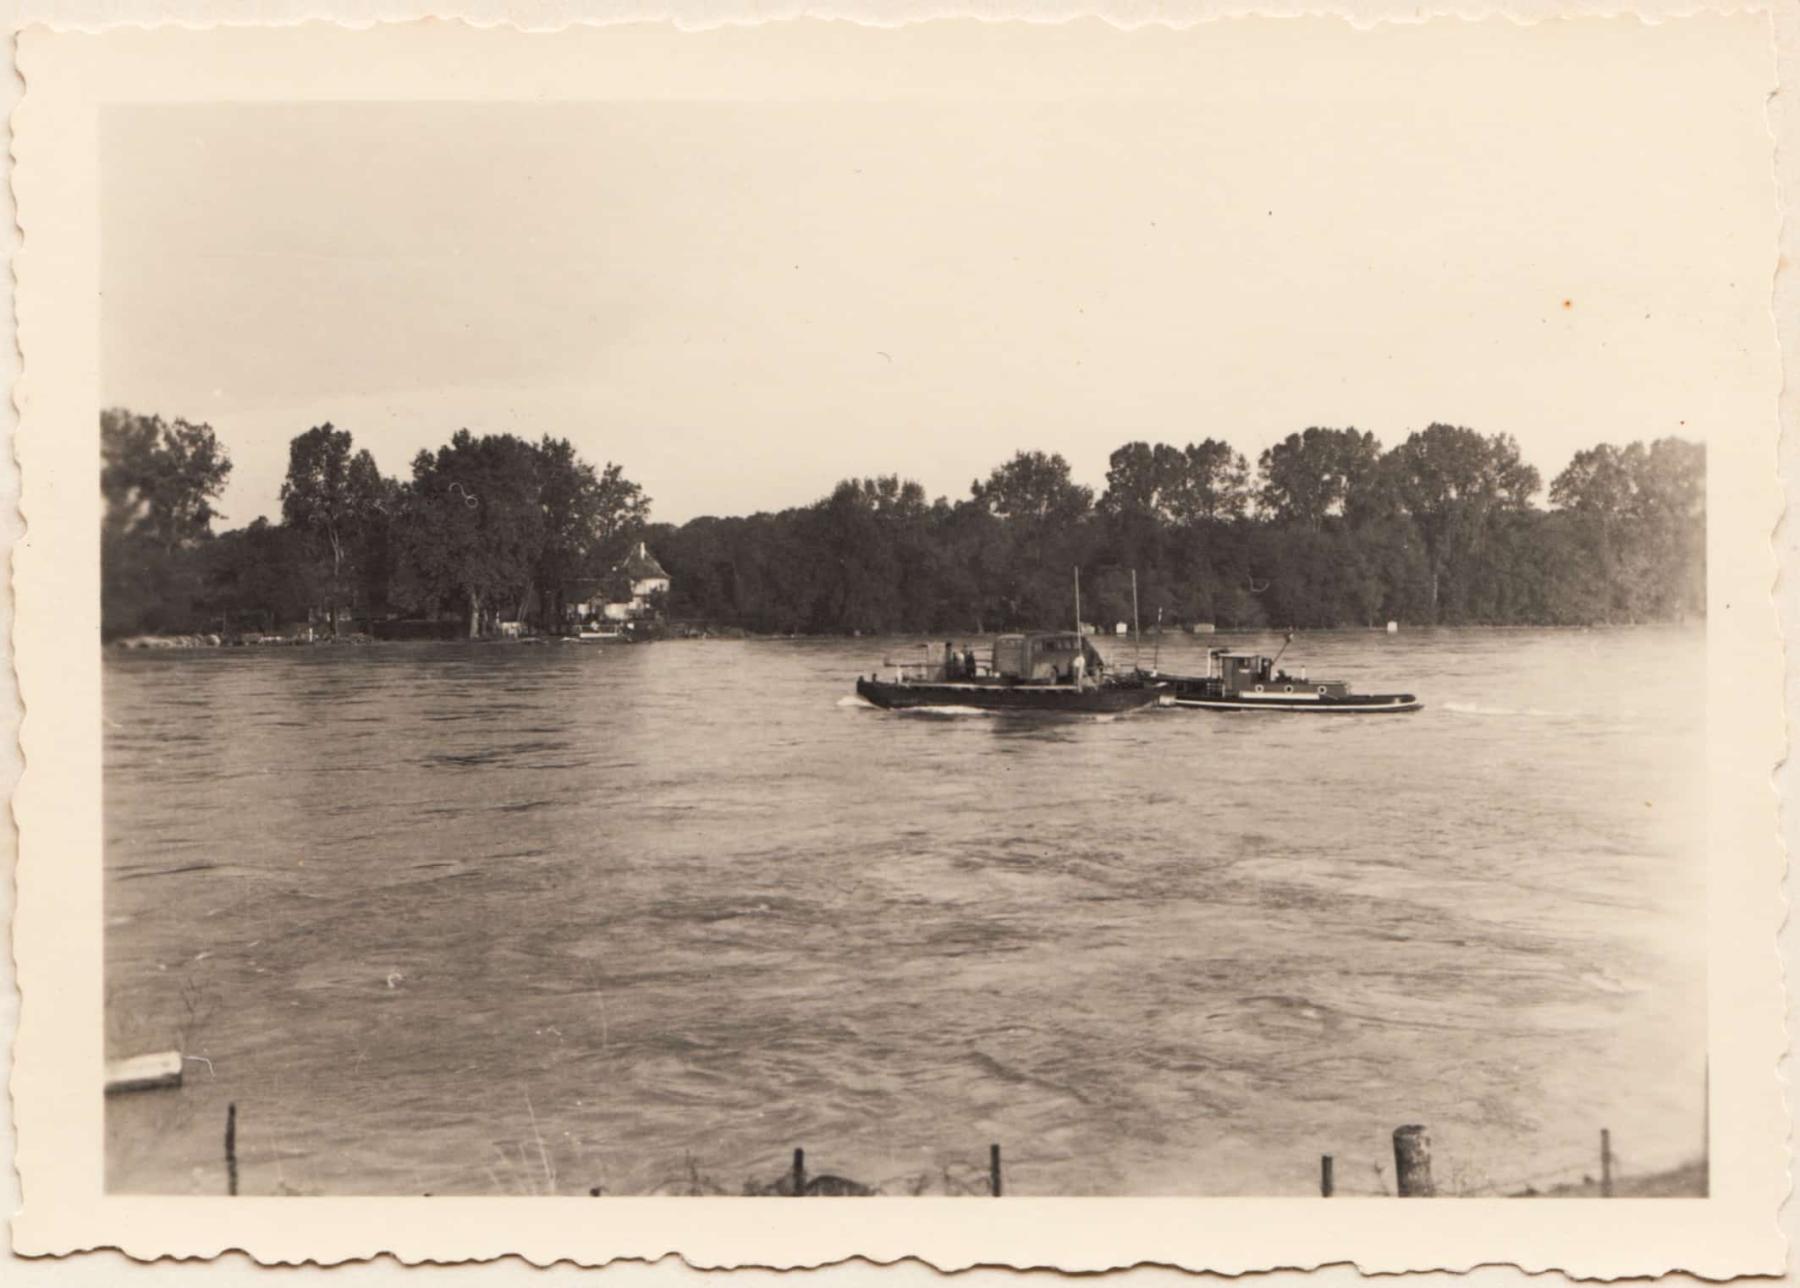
[1152,640,1420,713]
[855,632,1167,715]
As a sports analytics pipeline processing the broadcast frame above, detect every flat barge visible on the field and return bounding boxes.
[855,631,1166,715]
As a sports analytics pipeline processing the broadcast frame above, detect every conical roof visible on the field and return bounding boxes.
[619,541,668,580]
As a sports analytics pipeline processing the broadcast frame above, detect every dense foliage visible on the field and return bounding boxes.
[99,411,1705,640]
[648,428,1704,634]
[101,409,235,636]
[101,414,648,638]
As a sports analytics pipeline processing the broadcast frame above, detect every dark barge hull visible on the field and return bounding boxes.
[855,677,1165,715]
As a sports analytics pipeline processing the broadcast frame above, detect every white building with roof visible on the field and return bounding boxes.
[600,541,671,622]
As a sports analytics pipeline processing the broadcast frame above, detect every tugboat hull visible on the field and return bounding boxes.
[1159,675,1420,713]
[1170,692,1422,713]
[855,677,1164,715]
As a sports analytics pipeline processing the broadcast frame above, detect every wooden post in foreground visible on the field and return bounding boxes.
[225,1103,239,1197]
[990,1144,1002,1197]
[1393,1125,1434,1197]
[1320,1154,1334,1197]
[1703,1058,1711,1195]
[791,1148,806,1197]
[1600,1128,1613,1198]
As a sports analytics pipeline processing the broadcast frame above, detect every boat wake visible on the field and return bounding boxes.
[1445,701,1558,718]
[837,694,996,717]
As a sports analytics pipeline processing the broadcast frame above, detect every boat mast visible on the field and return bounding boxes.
[1072,567,1084,688]
[1131,569,1141,671]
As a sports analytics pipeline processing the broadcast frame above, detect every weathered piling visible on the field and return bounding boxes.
[1600,1128,1613,1198]
[1320,1154,1334,1197]
[1392,1125,1434,1197]
[791,1148,806,1198]
[990,1144,1002,1197]
[225,1103,239,1197]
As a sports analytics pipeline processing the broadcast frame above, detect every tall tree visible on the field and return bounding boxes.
[1550,437,1704,621]
[971,451,1094,627]
[1549,442,1643,516]
[1100,440,1249,525]
[533,436,650,630]
[802,477,928,633]
[100,409,234,638]
[1636,437,1706,618]
[1386,424,1540,620]
[1098,443,1177,593]
[1168,439,1252,523]
[1634,437,1706,523]
[1256,427,1384,529]
[972,450,1094,527]
[391,431,547,637]
[1099,442,1184,521]
[279,423,387,636]
[101,409,233,555]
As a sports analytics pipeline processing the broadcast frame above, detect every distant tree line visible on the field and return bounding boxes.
[645,427,1703,633]
[102,411,647,639]
[99,409,1704,640]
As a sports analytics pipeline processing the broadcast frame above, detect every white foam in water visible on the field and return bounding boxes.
[1580,969,1649,996]
[1445,701,1558,718]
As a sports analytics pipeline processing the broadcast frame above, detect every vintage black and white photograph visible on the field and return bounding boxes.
[91,31,1735,1203]
[9,12,1785,1271]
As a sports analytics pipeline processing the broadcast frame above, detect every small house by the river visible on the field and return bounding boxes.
[602,542,670,622]
[567,542,671,626]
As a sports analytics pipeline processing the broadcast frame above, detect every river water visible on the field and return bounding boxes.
[104,627,1707,1197]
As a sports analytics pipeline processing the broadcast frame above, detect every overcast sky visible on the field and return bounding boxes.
[100,20,1773,528]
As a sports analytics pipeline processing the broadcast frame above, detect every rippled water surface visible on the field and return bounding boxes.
[104,628,1706,1196]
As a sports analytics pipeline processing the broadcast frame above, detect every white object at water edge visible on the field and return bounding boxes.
[104,1050,184,1094]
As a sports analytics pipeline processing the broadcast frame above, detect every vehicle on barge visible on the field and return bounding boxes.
[1152,646,1421,713]
[855,632,1167,715]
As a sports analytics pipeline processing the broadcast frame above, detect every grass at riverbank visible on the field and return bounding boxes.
[1519,1159,1706,1198]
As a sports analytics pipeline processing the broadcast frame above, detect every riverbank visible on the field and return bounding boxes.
[107,620,1699,651]
[108,622,733,648]
[112,632,375,649]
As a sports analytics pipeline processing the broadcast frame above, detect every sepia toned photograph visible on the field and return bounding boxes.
[10,11,1786,1275]
[96,97,1717,1200]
